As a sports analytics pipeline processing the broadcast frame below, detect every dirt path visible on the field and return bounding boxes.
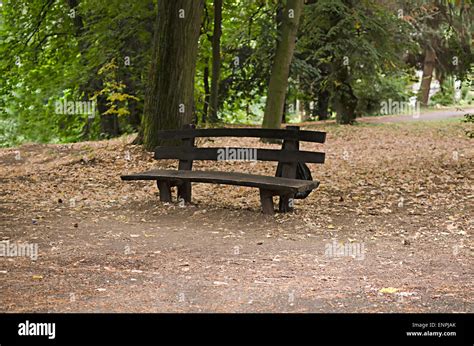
[294,107,474,126]
[359,107,474,124]
[0,119,472,312]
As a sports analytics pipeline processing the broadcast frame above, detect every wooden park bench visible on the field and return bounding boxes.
[121,125,326,215]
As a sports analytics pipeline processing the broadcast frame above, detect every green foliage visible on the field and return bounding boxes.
[353,72,414,115]
[92,59,140,117]
[195,0,278,124]
[0,0,152,146]
[296,0,416,119]
[430,85,455,106]
[1,0,81,145]
[0,0,472,146]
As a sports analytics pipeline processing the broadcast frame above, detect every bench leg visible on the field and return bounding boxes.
[259,189,274,215]
[278,193,294,213]
[157,181,171,202]
[177,182,192,203]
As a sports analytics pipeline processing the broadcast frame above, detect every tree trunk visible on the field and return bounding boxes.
[418,46,436,107]
[332,61,357,124]
[142,0,204,150]
[262,0,304,129]
[334,90,357,124]
[100,115,119,137]
[300,99,308,121]
[303,100,312,121]
[315,89,330,120]
[209,0,222,123]
[67,0,103,138]
[202,62,210,123]
[96,93,119,137]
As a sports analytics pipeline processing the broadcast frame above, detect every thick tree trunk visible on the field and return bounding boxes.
[418,46,436,107]
[142,0,204,150]
[209,0,222,123]
[262,0,304,129]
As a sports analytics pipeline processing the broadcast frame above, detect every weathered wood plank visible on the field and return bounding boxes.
[156,127,326,143]
[121,169,319,193]
[177,124,195,203]
[154,147,325,164]
[278,126,298,212]
[157,181,171,202]
[259,189,275,215]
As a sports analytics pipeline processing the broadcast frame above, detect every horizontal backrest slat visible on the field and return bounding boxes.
[155,147,325,164]
[156,128,326,143]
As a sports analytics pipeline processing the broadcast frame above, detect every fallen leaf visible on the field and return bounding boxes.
[379,287,398,294]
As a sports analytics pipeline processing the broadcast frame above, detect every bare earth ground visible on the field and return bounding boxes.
[0,115,472,312]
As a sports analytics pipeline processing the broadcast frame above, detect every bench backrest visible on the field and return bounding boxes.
[154,124,326,179]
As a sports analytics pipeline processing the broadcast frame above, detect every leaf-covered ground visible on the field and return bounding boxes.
[0,117,472,312]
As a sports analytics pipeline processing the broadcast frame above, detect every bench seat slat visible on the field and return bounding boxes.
[156,128,326,143]
[121,169,319,193]
[154,147,325,163]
